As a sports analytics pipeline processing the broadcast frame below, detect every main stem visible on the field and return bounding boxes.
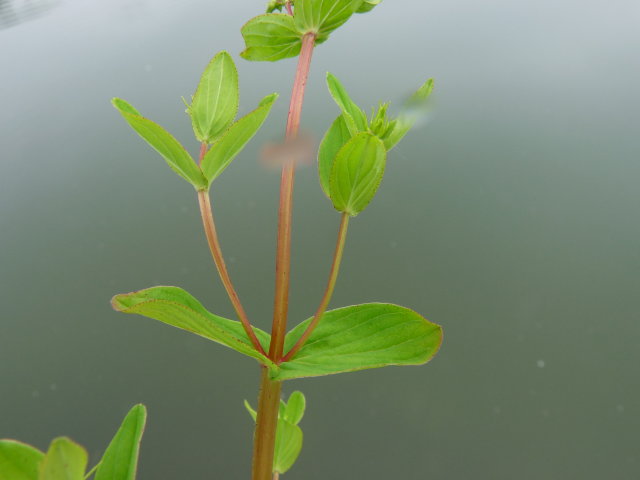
[251,32,316,480]
[280,212,350,363]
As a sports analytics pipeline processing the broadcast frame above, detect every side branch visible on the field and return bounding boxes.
[280,212,350,363]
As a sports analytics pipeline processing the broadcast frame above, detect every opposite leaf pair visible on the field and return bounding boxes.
[319,73,434,216]
[112,52,278,191]
[0,405,146,480]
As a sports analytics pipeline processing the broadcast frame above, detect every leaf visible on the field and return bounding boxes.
[283,391,305,425]
[329,132,386,216]
[190,52,239,144]
[244,400,257,421]
[294,0,363,40]
[273,418,302,474]
[317,115,352,198]
[383,78,434,150]
[356,0,382,13]
[326,73,368,133]
[94,405,147,480]
[39,438,87,480]
[201,93,278,183]
[240,14,302,62]
[0,440,44,480]
[111,286,273,368]
[275,303,442,380]
[112,98,208,190]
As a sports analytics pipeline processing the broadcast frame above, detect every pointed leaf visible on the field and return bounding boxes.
[273,418,302,474]
[39,438,87,480]
[294,0,363,40]
[329,132,386,216]
[94,405,147,480]
[244,400,257,421]
[112,99,207,190]
[283,391,306,425]
[356,0,382,13]
[275,303,442,380]
[0,440,44,480]
[326,73,368,133]
[383,78,434,150]
[240,14,302,62]
[201,93,278,183]
[111,286,273,367]
[190,52,239,144]
[318,114,352,198]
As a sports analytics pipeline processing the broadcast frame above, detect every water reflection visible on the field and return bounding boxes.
[0,0,57,30]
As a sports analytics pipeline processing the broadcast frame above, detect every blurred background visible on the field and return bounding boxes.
[1,0,639,478]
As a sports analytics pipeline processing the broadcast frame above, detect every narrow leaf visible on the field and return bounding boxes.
[201,93,278,183]
[329,132,386,216]
[111,286,273,367]
[317,114,352,198]
[240,14,302,62]
[273,419,302,474]
[326,73,368,133]
[275,303,443,380]
[244,400,257,421]
[39,438,87,480]
[190,52,239,143]
[112,99,207,190]
[294,0,363,40]
[383,78,434,150]
[283,391,306,425]
[94,405,147,480]
[0,440,44,480]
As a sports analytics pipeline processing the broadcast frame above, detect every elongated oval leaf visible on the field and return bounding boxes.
[383,78,434,150]
[190,52,239,144]
[283,391,306,425]
[39,438,87,480]
[111,286,273,367]
[112,99,207,190]
[326,73,367,133]
[0,440,44,480]
[318,115,351,198]
[94,405,147,480]
[240,14,302,62]
[273,418,303,474]
[329,132,386,216]
[294,0,363,40]
[275,303,442,380]
[201,93,278,183]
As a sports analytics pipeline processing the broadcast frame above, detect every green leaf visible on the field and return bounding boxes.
[326,73,368,133]
[273,418,302,474]
[317,115,352,198]
[111,286,273,368]
[329,132,386,216]
[356,0,381,13]
[383,78,434,150]
[190,52,239,144]
[39,438,87,480]
[243,400,257,421]
[275,303,442,380]
[0,440,44,480]
[283,391,306,425]
[240,14,302,62]
[94,405,147,480]
[201,93,278,183]
[294,0,363,40]
[112,98,208,190]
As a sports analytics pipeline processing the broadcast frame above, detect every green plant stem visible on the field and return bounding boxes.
[280,212,350,363]
[197,143,266,356]
[252,32,316,480]
[84,462,100,479]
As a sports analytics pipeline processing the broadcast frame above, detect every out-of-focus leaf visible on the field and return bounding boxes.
[190,52,239,144]
[112,98,207,190]
[94,405,147,480]
[201,93,278,183]
[329,132,386,216]
[240,14,302,62]
[383,78,434,150]
[39,438,87,480]
[111,286,273,367]
[275,303,443,380]
[0,440,43,480]
[356,0,381,13]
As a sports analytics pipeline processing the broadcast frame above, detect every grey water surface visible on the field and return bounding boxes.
[1,0,639,479]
